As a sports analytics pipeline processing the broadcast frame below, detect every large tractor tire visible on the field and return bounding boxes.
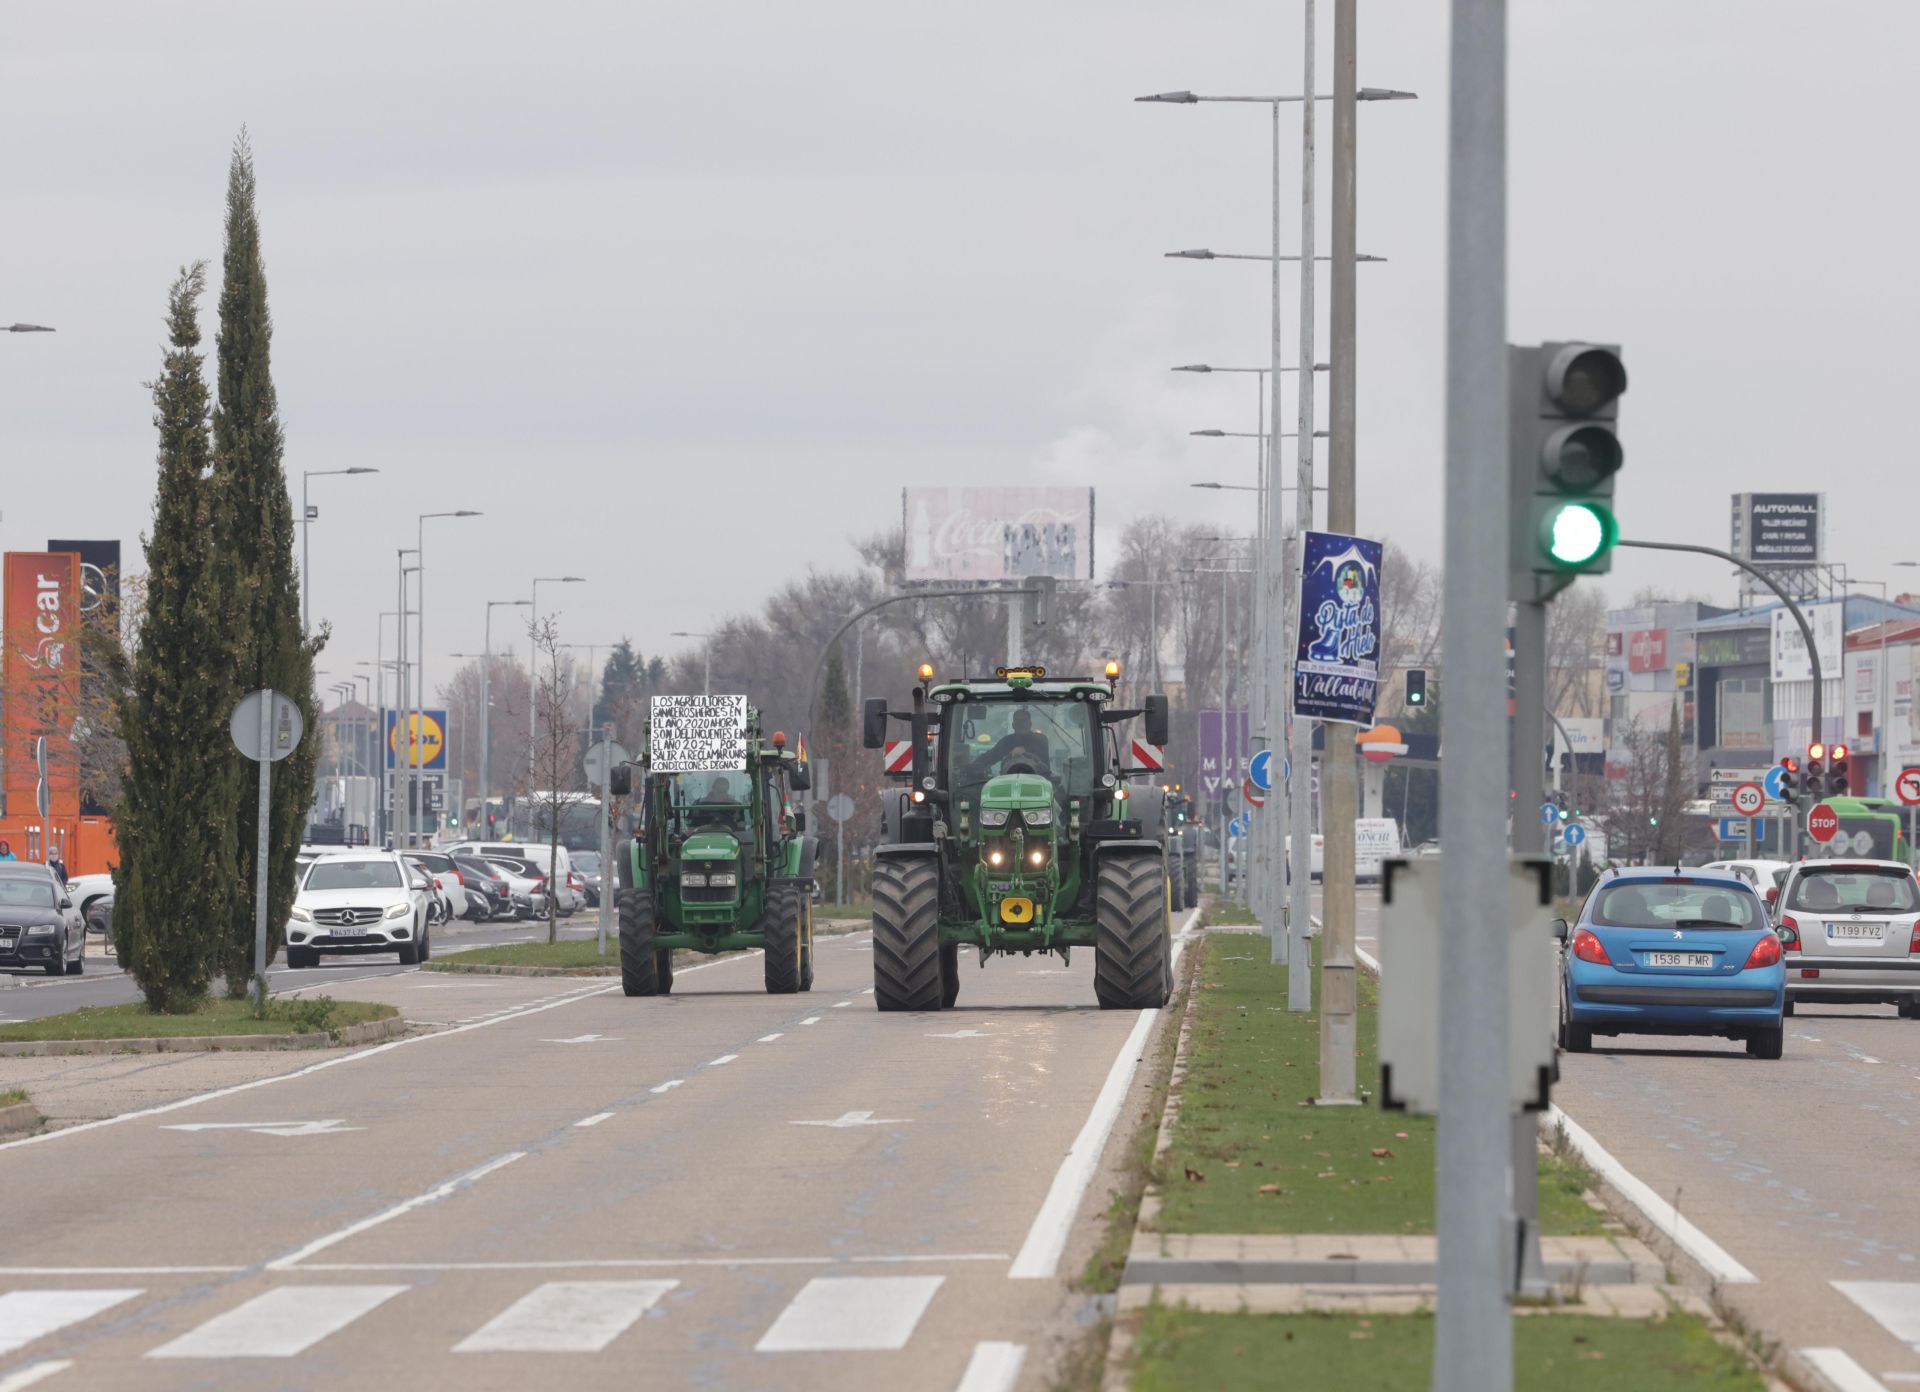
[940,943,961,1009]
[763,881,806,995]
[1094,851,1172,1010]
[801,900,816,992]
[618,889,662,997]
[1182,848,1198,909]
[873,854,942,1011]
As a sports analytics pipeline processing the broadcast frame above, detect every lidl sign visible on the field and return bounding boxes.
[385,709,448,770]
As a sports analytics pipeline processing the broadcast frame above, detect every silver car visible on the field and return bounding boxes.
[1774,859,1920,1017]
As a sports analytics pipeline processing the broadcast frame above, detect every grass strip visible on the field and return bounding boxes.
[1156,936,1599,1236]
[0,997,395,1042]
[0,1088,26,1107]
[1130,1307,1763,1391]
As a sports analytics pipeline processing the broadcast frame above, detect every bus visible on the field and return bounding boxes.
[1817,796,1913,864]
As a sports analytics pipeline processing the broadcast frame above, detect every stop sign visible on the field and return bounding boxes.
[1806,802,1840,843]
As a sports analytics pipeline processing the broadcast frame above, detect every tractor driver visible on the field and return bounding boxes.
[688,774,746,831]
[969,706,1052,778]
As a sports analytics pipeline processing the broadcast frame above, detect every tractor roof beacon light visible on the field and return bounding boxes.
[1104,659,1121,680]
[1508,340,1626,598]
[917,662,934,682]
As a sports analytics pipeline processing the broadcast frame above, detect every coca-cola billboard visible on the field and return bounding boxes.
[902,487,1094,582]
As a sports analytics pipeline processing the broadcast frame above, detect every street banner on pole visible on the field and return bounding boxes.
[1292,530,1384,725]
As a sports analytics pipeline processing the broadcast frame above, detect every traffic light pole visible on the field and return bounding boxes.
[1509,597,1553,1296]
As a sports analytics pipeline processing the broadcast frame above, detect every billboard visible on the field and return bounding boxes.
[1770,601,1845,683]
[1196,708,1251,801]
[1625,628,1667,674]
[902,487,1094,582]
[384,708,449,770]
[3,552,83,824]
[1293,531,1384,726]
[45,539,122,612]
[1730,492,1822,566]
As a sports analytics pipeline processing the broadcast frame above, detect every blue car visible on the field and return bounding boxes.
[1556,868,1786,1060]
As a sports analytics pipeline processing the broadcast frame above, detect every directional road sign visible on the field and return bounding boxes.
[827,793,855,824]
[1563,822,1586,847]
[1763,764,1788,801]
[1897,767,1920,807]
[1249,749,1274,792]
[1807,802,1840,843]
[1731,782,1765,818]
[1229,814,1249,838]
[1539,801,1559,827]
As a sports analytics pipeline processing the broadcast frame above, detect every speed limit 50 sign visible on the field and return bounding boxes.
[1730,782,1765,818]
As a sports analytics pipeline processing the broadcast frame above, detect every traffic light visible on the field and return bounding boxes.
[1508,341,1626,599]
[1406,669,1426,707]
[1805,743,1826,795]
[1778,756,1800,807]
[1827,743,1850,797]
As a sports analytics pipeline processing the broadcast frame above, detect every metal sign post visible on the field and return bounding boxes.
[584,738,630,958]
[230,690,304,1013]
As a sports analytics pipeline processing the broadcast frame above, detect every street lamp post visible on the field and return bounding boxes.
[396,553,419,851]
[672,631,715,695]
[482,600,531,837]
[414,511,481,841]
[300,468,377,632]
[528,576,585,791]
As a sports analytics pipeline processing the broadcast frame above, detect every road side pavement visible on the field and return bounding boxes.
[0,915,1196,1391]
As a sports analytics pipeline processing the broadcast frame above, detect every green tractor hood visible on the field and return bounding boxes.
[980,772,1054,812]
[682,830,740,860]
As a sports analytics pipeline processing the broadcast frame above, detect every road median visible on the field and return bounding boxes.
[0,997,402,1056]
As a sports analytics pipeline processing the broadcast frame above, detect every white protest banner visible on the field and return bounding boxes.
[651,694,749,772]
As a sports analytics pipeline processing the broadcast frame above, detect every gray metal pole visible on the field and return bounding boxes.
[253,689,273,1011]
[597,743,612,957]
[481,607,493,837]
[1251,372,1269,927]
[1436,0,1514,1383]
[1222,559,1233,894]
[396,556,410,855]
[1268,96,1292,964]
[1508,598,1551,1294]
[1287,2,1318,1014]
[376,615,386,846]
[301,473,311,634]
[1319,0,1360,1101]
[417,519,428,848]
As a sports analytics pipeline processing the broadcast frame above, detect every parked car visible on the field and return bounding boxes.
[483,859,549,921]
[1700,858,1791,908]
[451,855,513,920]
[570,850,603,907]
[286,851,433,967]
[0,863,86,976]
[449,841,579,914]
[1772,859,1920,1017]
[404,853,466,926]
[1556,867,1784,1059]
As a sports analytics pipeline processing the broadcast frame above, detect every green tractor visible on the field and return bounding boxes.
[611,695,817,997]
[1152,785,1202,913]
[862,663,1173,1012]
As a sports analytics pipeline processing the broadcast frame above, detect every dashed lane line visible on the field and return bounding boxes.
[1799,1348,1891,1392]
[266,1152,526,1271]
[0,1361,74,1392]
[574,1113,613,1128]
[757,1033,783,1043]
[955,1341,1028,1392]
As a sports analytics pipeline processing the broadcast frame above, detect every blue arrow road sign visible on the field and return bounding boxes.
[1249,749,1274,792]
[1763,765,1786,800]
[1540,801,1559,827]
[1229,815,1248,838]
[1563,823,1586,847]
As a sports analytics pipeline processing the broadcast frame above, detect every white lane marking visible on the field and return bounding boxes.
[0,979,618,1155]
[1009,906,1201,1280]
[832,1001,852,1009]
[454,1279,677,1353]
[1881,1373,1920,1385]
[284,1252,1009,1272]
[757,1033,784,1043]
[0,1361,74,1392]
[147,1285,407,1359]
[266,1152,525,1271]
[542,1034,620,1044]
[1545,1106,1756,1284]
[792,1110,908,1129]
[754,1276,943,1352]
[1800,1347,1891,1392]
[1356,945,1381,974]
[0,1289,142,1357]
[0,1269,241,1277]
[574,1113,614,1128]
[1835,1282,1920,1349]
[861,986,875,994]
[800,1017,823,1026]
[162,1120,359,1138]
[708,1054,738,1066]
[956,1340,1028,1392]
[929,1029,989,1039]
[650,1080,684,1095]
[0,946,772,1155]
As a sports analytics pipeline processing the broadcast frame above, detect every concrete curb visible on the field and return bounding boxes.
[0,1013,407,1057]
[0,1100,41,1136]
[423,962,617,977]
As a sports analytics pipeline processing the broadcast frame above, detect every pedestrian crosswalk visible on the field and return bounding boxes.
[0,1273,953,1367]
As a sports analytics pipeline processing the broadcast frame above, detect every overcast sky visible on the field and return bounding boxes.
[5,1,1916,702]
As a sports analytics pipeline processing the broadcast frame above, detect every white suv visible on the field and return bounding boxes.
[286,852,433,967]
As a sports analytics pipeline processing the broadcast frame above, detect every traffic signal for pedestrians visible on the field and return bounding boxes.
[1778,756,1800,807]
[1827,743,1850,796]
[1508,341,1626,599]
[1406,669,1426,707]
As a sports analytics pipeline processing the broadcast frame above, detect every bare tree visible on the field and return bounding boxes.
[1601,703,1698,865]
[1546,586,1608,718]
[524,616,582,944]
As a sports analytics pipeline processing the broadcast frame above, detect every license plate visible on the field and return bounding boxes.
[1831,923,1881,940]
[1644,951,1712,968]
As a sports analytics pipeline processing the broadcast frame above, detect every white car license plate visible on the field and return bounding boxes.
[1645,951,1712,968]
[1831,923,1881,940]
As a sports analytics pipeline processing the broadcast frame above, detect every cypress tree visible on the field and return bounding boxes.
[212,130,322,996]
[115,264,236,1011]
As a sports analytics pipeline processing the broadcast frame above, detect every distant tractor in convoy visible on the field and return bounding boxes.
[1158,786,1201,912]
[862,662,1173,1011]
[612,696,817,997]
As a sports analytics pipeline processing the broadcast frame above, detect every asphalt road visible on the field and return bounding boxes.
[0,913,1195,1390]
[0,915,607,1025]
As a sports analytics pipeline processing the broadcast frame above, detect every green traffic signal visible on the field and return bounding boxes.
[1510,341,1625,594]
[1542,501,1615,567]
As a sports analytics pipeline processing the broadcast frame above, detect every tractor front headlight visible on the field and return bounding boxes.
[986,849,1005,867]
[683,873,708,887]
[1022,808,1052,827]
[1028,848,1047,868]
[708,873,737,888]
[979,808,1009,827]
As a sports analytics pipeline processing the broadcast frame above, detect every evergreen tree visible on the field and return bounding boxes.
[212,130,322,996]
[598,639,640,728]
[115,264,237,1012]
[820,644,851,730]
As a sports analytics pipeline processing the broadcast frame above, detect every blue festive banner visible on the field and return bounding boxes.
[1293,530,1384,726]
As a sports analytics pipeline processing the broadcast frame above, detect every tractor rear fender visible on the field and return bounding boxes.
[1091,838,1165,866]
[875,841,939,859]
